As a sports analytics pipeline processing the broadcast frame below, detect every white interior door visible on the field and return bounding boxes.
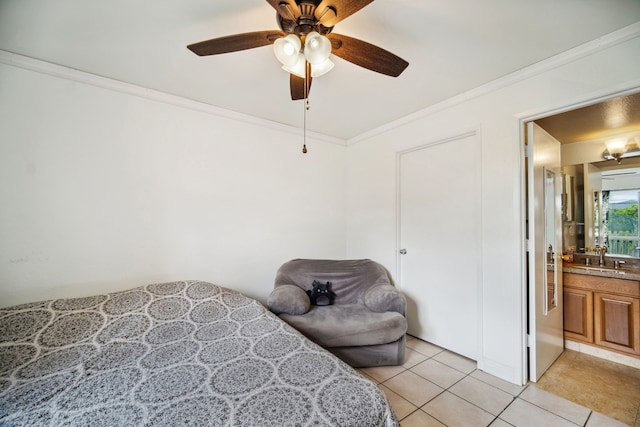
[398,133,481,360]
[527,122,564,382]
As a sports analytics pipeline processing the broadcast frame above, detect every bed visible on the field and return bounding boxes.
[0,280,398,426]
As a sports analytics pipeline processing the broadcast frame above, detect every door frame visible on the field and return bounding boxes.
[518,87,640,384]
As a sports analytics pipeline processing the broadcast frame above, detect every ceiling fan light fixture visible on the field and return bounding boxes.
[273,34,301,66]
[311,58,334,77]
[303,31,332,65]
[188,1,410,101]
[282,53,307,78]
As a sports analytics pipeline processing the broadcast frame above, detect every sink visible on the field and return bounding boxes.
[570,265,627,274]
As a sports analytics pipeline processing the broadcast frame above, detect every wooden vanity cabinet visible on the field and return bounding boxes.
[563,272,640,357]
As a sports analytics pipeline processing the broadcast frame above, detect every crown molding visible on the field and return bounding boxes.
[2,20,638,148]
[348,21,640,145]
[0,49,347,147]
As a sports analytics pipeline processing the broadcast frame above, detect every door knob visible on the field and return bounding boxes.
[399,249,407,255]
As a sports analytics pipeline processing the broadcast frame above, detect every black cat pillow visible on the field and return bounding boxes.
[306,280,336,306]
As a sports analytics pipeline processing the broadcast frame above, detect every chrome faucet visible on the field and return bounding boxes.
[598,245,607,266]
[614,259,626,269]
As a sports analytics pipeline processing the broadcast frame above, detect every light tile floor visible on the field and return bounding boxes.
[535,349,640,426]
[357,336,631,427]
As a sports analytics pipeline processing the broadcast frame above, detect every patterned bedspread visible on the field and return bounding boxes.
[0,281,397,426]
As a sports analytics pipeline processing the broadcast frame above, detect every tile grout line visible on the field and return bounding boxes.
[392,351,514,425]
[506,384,591,427]
[392,341,510,424]
[418,369,504,427]
[491,384,532,427]
[406,350,512,417]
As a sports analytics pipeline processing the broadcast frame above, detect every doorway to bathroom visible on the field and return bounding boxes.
[523,90,640,382]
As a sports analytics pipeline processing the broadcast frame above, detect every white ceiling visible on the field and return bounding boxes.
[1,0,639,141]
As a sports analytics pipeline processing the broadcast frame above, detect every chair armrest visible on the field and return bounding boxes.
[267,285,310,315]
[363,284,406,315]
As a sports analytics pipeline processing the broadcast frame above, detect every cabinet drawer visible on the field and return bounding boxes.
[564,273,640,297]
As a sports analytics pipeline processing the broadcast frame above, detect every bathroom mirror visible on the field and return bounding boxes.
[562,160,640,258]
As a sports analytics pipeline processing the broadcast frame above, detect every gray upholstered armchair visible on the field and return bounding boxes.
[267,259,407,367]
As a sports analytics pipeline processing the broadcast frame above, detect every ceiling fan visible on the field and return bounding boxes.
[187,0,409,101]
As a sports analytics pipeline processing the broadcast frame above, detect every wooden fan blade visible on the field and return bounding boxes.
[315,0,374,25]
[265,0,300,21]
[327,33,409,77]
[290,73,312,100]
[187,30,285,56]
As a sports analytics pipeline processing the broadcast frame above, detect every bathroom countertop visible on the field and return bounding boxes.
[563,263,640,281]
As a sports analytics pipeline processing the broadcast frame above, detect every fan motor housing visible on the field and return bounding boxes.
[276,8,333,37]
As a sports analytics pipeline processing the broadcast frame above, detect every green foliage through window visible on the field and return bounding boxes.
[607,191,639,257]
[609,204,638,235]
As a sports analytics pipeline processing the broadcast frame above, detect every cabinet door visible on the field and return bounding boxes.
[563,288,593,342]
[594,292,640,355]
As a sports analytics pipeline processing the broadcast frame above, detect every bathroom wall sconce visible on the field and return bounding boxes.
[602,135,640,164]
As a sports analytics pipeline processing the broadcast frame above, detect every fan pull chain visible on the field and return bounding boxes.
[302,61,310,154]
[302,99,308,154]
[303,97,311,153]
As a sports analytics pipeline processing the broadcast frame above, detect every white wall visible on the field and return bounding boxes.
[0,60,347,307]
[345,27,640,384]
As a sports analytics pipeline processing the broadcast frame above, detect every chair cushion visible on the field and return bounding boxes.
[279,304,407,348]
[267,284,310,315]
